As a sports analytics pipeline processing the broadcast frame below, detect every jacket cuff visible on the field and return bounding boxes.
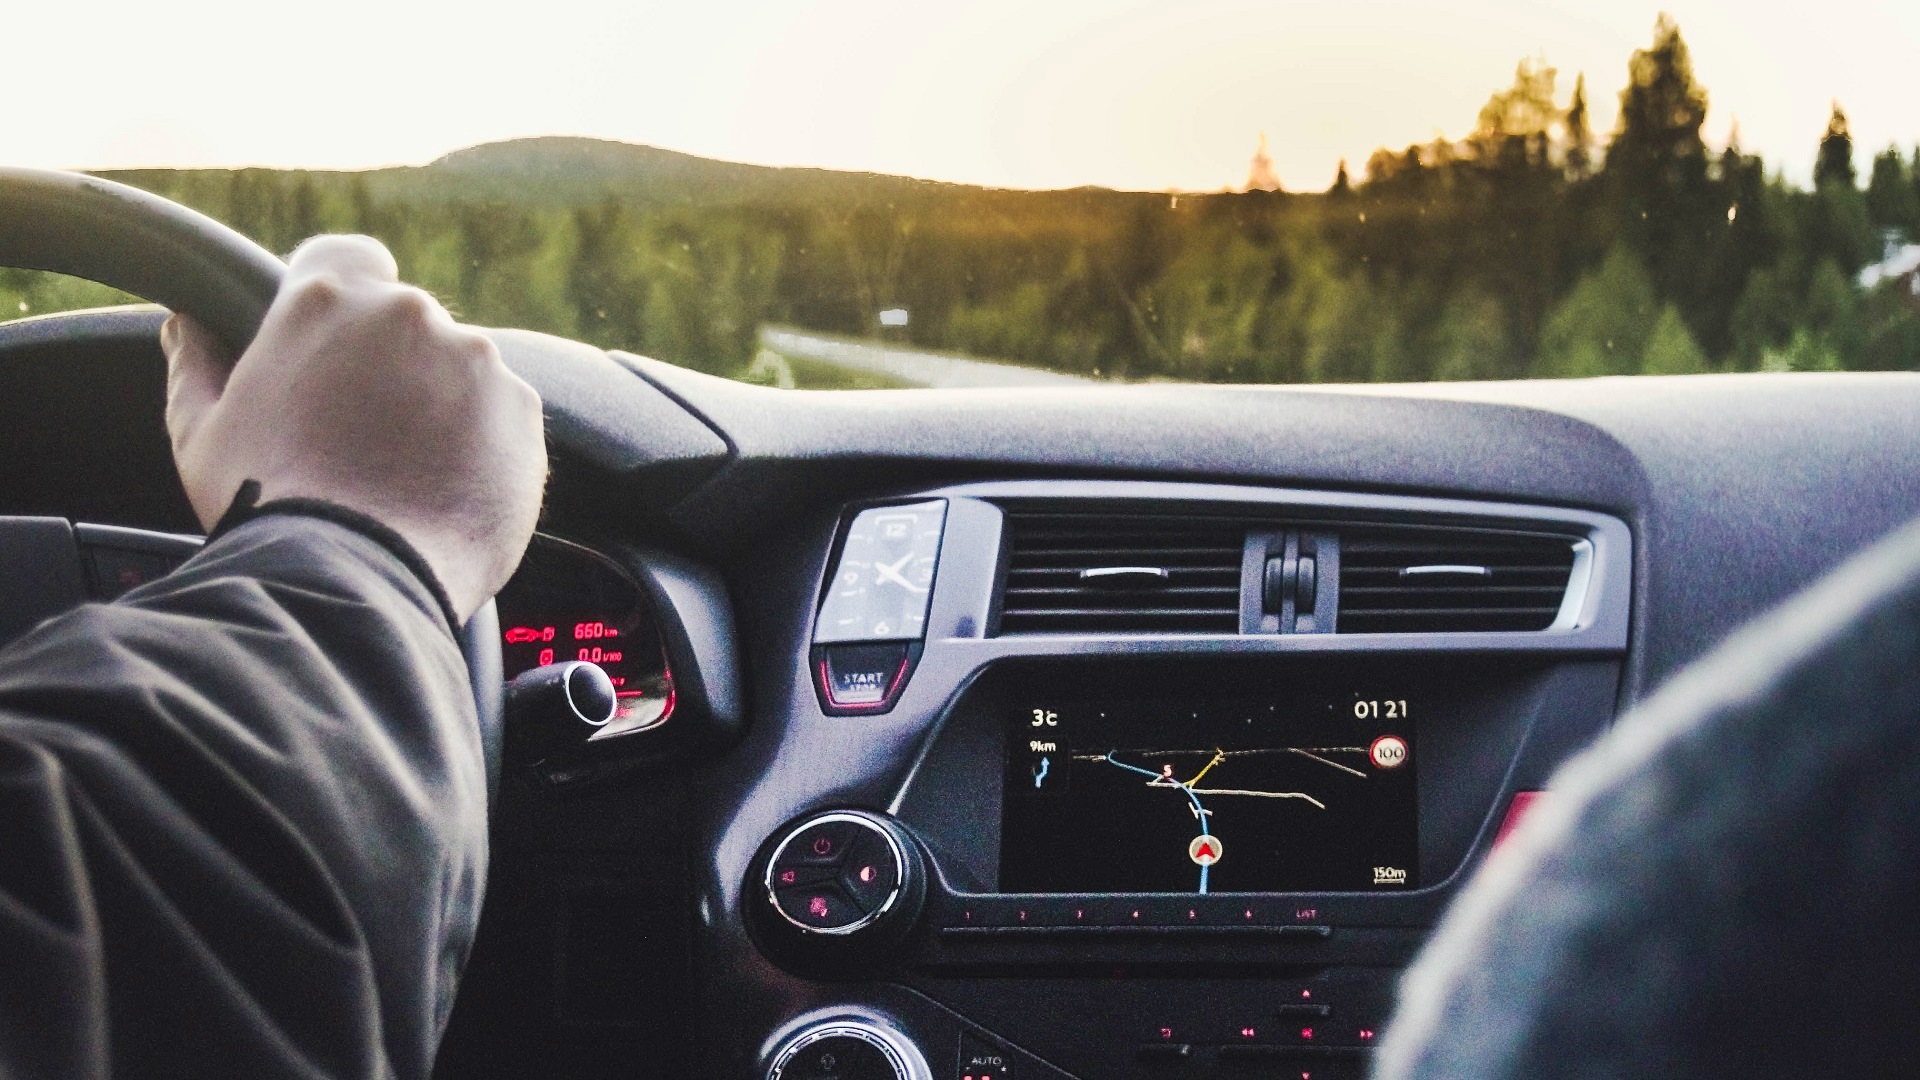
[208,479,463,635]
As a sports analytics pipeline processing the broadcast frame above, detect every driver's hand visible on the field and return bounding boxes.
[161,235,546,624]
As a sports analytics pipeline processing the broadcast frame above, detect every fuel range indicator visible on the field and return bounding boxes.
[1013,705,1070,796]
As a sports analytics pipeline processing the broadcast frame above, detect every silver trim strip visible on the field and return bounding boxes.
[1548,537,1596,632]
[1398,564,1491,577]
[558,661,615,726]
[1077,566,1169,581]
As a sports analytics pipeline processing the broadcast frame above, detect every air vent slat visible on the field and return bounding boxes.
[1005,587,1242,598]
[1340,586,1567,598]
[1008,567,1240,577]
[1336,526,1577,634]
[1008,608,1246,618]
[1013,545,1236,553]
[996,510,1247,634]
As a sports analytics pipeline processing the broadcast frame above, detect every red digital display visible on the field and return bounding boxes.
[500,614,671,729]
[495,536,677,738]
[502,625,626,673]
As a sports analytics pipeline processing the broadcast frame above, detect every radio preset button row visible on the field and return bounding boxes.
[938,914,1333,940]
[938,897,1342,932]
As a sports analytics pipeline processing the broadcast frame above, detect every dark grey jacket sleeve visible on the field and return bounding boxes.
[0,515,487,1080]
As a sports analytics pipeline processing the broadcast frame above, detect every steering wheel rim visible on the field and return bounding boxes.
[0,167,284,358]
[0,166,505,791]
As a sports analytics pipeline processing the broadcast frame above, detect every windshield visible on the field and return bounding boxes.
[5,3,1917,386]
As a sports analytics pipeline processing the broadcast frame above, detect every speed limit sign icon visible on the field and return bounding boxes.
[1370,735,1408,770]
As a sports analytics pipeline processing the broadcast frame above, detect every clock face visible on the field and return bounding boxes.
[815,501,947,643]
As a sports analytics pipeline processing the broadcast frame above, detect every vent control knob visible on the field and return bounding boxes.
[767,1019,930,1080]
[1262,553,1318,615]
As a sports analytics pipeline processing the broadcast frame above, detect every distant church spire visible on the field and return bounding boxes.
[1246,132,1282,193]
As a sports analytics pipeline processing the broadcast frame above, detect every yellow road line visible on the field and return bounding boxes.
[1185,748,1226,786]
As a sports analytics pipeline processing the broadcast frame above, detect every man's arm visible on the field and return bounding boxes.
[0,515,480,1080]
[0,234,545,1079]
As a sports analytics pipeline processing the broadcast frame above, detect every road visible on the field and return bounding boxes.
[755,325,1098,389]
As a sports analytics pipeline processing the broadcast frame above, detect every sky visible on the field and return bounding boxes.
[6,0,1916,192]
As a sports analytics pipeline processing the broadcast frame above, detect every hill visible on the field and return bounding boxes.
[377,135,951,207]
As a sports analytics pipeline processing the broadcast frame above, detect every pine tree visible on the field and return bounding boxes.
[1728,264,1801,369]
[1815,103,1857,189]
[1564,73,1592,180]
[1810,106,1874,271]
[1472,57,1558,172]
[1864,146,1918,237]
[1695,129,1770,359]
[1641,304,1709,373]
[1536,244,1661,377]
[1602,15,1716,351]
[1429,287,1513,380]
[1330,160,1352,197]
[289,176,322,246]
[1607,16,1709,198]
[1912,147,1920,219]
[349,174,380,236]
[225,170,274,248]
[567,197,647,350]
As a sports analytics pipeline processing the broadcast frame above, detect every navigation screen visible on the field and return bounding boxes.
[1000,689,1419,894]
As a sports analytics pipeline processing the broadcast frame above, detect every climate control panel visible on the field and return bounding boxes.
[748,810,928,971]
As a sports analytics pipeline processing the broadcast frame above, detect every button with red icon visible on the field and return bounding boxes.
[775,885,863,930]
[772,863,837,890]
[839,833,901,909]
[785,821,862,867]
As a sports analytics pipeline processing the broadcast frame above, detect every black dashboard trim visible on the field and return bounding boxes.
[613,543,745,743]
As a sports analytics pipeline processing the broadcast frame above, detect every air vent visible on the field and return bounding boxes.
[1336,527,1578,633]
[996,511,1246,634]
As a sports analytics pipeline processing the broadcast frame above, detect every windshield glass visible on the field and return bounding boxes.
[5,3,1917,386]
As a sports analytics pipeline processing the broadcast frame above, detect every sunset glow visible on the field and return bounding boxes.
[5,0,1914,190]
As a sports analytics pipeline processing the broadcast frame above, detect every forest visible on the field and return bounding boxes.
[4,15,1918,384]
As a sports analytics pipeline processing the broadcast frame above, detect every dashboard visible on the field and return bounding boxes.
[704,481,1629,1080]
[4,308,1920,1079]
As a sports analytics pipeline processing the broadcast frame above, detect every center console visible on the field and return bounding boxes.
[704,480,1631,1080]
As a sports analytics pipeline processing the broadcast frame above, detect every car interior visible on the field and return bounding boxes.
[3,167,1920,1080]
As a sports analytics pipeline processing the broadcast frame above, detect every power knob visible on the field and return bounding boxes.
[749,810,926,971]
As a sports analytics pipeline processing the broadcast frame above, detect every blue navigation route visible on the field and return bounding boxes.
[1088,746,1371,894]
[1103,750,1215,893]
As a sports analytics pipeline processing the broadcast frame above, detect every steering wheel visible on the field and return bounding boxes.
[0,166,505,784]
